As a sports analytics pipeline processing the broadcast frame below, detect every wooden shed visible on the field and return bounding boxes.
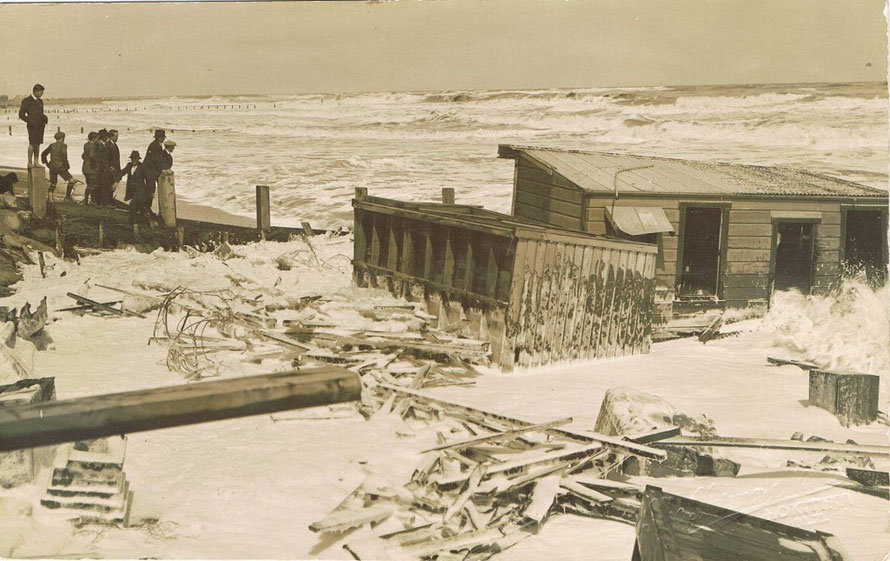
[499,145,889,320]
[352,188,658,369]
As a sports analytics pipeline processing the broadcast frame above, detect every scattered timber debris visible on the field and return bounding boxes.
[309,384,667,560]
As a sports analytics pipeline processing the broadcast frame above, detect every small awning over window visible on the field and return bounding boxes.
[605,206,675,236]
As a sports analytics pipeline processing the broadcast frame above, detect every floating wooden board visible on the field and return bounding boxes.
[0,367,361,451]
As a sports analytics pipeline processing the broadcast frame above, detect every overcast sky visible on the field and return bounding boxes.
[0,0,886,98]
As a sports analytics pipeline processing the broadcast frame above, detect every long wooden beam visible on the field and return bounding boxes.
[0,367,361,452]
[378,383,666,460]
[655,436,890,457]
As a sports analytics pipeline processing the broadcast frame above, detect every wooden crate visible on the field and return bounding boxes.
[352,191,657,370]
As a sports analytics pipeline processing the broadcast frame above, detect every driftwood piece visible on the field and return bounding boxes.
[697,315,723,344]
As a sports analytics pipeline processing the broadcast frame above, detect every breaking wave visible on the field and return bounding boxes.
[764,279,889,376]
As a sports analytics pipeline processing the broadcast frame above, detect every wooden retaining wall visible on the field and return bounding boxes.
[504,237,657,369]
[353,193,657,370]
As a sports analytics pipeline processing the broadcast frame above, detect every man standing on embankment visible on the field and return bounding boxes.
[18,84,48,167]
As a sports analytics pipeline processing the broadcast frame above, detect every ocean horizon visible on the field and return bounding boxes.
[2,81,887,229]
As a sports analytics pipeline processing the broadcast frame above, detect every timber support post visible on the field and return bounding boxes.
[28,166,47,218]
[256,184,270,239]
[442,187,455,205]
[0,367,361,452]
[809,370,879,427]
[157,170,177,228]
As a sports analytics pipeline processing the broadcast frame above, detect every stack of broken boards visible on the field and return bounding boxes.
[310,383,668,561]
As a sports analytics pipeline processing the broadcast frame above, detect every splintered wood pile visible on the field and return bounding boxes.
[310,383,666,561]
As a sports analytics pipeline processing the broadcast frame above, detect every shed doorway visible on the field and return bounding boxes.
[679,207,723,297]
[773,222,815,292]
[844,209,888,286]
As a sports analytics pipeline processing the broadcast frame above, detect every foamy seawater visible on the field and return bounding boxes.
[1,82,886,228]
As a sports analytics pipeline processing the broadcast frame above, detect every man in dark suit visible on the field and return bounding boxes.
[107,129,122,197]
[94,129,112,206]
[143,129,166,211]
[18,84,47,167]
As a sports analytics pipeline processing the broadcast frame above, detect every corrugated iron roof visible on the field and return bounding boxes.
[498,145,888,199]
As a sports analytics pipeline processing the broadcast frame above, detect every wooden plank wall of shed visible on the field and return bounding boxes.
[583,197,843,307]
[512,155,585,231]
[502,237,656,369]
[585,198,680,309]
[727,200,841,303]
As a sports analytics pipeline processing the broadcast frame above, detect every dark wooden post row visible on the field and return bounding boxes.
[0,368,361,452]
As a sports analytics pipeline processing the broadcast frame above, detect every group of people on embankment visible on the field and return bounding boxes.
[18,83,177,225]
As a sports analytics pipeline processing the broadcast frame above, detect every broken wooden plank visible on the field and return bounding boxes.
[697,315,723,344]
[66,292,144,319]
[559,479,614,505]
[767,356,821,370]
[422,417,574,453]
[623,426,681,444]
[655,436,889,456]
[259,330,311,351]
[436,443,604,491]
[846,467,889,487]
[57,300,122,313]
[0,367,361,452]
[378,383,666,461]
[523,474,562,523]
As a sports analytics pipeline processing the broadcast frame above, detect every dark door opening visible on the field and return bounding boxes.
[679,207,723,297]
[844,210,887,286]
[774,222,815,292]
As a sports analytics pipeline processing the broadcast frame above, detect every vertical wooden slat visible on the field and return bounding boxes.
[606,250,630,358]
[587,248,609,360]
[369,214,382,268]
[387,219,400,271]
[353,209,366,266]
[485,246,499,297]
[423,232,433,280]
[553,244,580,362]
[400,223,414,274]
[463,236,474,291]
[529,241,552,367]
[560,244,588,361]
[537,242,560,366]
[513,240,537,367]
[444,229,455,287]
[576,246,599,360]
[596,249,620,359]
[442,187,455,205]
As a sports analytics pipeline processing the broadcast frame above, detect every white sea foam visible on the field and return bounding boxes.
[764,279,890,377]
[0,83,885,227]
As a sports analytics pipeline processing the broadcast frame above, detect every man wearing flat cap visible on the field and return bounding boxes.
[162,140,176,171]
[19,84,48,167]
